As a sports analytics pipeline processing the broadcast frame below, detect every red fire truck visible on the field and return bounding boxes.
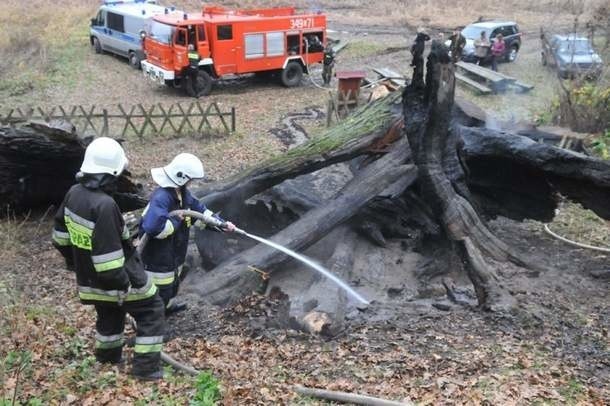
[141,5,327,96]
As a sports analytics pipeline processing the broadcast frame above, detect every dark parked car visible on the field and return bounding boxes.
[541,34,604,79]
[447,20,522,64]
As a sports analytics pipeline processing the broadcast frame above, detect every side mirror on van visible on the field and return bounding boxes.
[90,18,97,27]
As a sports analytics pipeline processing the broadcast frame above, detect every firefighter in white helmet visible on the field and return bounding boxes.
[139,153,236,314]
[52,137,166,381]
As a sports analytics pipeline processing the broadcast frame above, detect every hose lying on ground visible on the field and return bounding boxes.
[128,316,200,376]
[543,224,610,253]
[160,352,199,376]
[294,385,412,406]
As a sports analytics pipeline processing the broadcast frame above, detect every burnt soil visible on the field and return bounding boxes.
[164,214,609,404]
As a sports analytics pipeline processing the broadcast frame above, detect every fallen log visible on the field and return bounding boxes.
[183,138,415,305]
[459,127,610,221]
[0,120,145,212]
[0,121,84,209]
[294,385,412,406]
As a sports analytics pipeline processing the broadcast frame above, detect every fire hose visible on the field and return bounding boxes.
[137,209,245,256]
[303,38,328,90]
[543,224,610,253]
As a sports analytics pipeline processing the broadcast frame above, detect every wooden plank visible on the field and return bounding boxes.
[157,103,179,135]
[231,106,236,132]
[372,67,406,87]
[455,72,492,94]
[331,41,348,55]
[117,104,140,139]
[456,62,514,84]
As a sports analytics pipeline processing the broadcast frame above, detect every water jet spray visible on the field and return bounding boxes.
[137,209,369,305]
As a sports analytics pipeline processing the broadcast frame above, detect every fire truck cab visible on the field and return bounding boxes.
[141,6,327,97]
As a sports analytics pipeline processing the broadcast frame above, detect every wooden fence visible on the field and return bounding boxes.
[0,101,236,139]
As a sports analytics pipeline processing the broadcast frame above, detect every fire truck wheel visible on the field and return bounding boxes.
[186,70,212,97]
[92,37,102,54]
[281,62,303,87]
[128,52,140,69]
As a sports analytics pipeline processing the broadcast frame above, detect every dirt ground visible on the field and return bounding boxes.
[1,1,609,404]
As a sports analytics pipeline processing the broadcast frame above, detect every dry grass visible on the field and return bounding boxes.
[124,131,282,190]
[550,202,610,249]
[0,0,94,99]
[0,210,30,270]
[182,0,608,30]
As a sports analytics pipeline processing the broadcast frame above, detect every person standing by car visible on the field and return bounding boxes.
[474,31,490,65]
[448,28,466,63]
[491,33,505,71]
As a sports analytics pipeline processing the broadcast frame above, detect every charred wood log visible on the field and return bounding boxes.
[0,121,84,209]
[459,127,610,221]
[0,121,145,212]
[183,138,416,305]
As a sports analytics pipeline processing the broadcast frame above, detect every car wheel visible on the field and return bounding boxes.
[92,37,102,54]
[506,45,518,62]
[128,52,140,69]
[186,70,212,97]
[281,61,303,87]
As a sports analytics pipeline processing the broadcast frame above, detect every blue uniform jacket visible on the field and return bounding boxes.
[139,187,208,273]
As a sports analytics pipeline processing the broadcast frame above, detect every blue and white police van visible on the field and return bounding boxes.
[89,0,174,68]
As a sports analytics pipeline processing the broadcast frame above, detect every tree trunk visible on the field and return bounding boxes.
[403,44,523,311]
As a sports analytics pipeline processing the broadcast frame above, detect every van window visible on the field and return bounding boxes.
[107,12,124,33]
[287,34,300,55]
[217,25,233,40]
[95,10,105,26]
[245,34,264,59]
[266,32,284,56]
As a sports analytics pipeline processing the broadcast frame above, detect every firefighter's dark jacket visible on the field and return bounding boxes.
[139,187,215,273]
[52,173,157,305]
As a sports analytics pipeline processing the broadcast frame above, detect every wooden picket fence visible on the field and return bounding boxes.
[0,101,236,139]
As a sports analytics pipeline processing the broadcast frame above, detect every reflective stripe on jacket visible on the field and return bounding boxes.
[52,181,156,305]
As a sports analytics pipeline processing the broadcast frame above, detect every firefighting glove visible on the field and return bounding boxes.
[122,210,142,240]
[117,285,131,306]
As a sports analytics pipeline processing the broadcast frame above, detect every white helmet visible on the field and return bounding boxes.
[80,137,128,176]
[151,153,204,188]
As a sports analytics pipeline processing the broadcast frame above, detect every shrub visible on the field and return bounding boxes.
[553,83,610,133]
